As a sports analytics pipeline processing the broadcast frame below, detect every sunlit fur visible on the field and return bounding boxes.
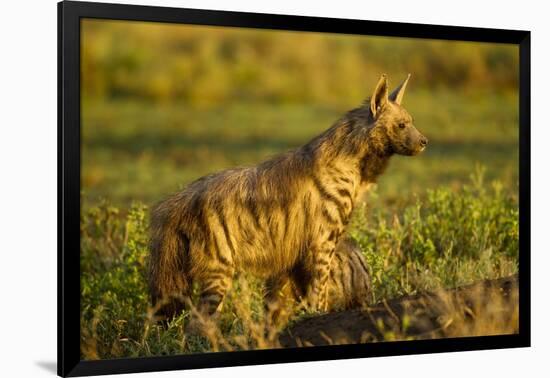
[148,74,426,318]
[278,237,371,311]
[263,237,371,324]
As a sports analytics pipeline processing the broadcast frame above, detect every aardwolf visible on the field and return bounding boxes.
[148,74,427,320]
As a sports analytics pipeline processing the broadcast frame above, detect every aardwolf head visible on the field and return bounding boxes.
[369,74,428,156]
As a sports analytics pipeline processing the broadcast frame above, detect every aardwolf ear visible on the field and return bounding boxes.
[370,74,389,118]
[389,74,411,105]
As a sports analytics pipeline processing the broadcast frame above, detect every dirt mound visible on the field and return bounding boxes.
[280,275,519,347]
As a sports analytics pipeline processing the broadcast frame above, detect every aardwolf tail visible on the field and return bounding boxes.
[148,207,190,320]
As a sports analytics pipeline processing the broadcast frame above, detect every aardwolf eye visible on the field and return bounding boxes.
[398,122,406,129]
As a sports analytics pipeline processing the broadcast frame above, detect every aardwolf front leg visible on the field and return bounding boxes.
[307,240,337,312]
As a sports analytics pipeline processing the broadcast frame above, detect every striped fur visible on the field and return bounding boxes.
[276,237,371,311]
[148,74,426,319]
[327,237,371,310]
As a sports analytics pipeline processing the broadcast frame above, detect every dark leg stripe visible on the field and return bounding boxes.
[338,176,352,185]
[325,202,346,226]
[337,187,352,202]
[329,268,337,283]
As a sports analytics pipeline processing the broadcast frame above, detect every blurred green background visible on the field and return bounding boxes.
[80,19,519,209]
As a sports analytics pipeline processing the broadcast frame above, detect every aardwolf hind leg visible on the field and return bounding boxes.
[198,270,233,315]
[186,268,233,335]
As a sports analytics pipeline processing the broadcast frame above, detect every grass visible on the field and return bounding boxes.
[80,169,518,359]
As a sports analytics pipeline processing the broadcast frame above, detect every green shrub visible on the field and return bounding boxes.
[350,168,518,302]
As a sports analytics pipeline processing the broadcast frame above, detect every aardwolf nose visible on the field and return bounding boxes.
[420,137,428,147]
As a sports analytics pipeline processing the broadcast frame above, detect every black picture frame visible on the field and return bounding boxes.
[58,1,531,376]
